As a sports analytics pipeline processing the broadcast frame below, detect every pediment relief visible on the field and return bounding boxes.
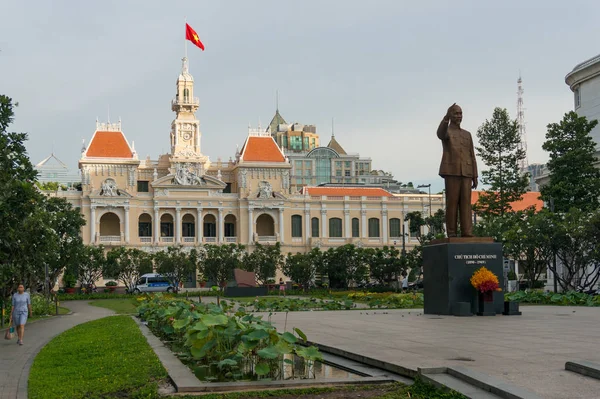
[151,173,226,190]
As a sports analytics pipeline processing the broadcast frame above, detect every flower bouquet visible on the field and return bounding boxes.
[470,267,500,316]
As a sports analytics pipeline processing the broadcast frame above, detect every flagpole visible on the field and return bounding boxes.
[184,16,188,60]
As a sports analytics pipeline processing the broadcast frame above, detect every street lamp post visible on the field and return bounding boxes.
[418,184,432,217]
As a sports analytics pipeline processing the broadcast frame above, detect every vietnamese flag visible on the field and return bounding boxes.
[185,23,204,51]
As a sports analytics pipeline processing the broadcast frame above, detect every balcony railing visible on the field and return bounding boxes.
[258,236,277,242]
[224,237,237,243]
[140,237,152,243]
[99,235,121,243]
[161,237,174,243]
[183,237,196,243]
[171,97,199,106]
[204,237,217,243]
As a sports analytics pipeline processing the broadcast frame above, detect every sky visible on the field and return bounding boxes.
[1,0,598,193]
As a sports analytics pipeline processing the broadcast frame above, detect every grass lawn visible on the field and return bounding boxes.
[88,298,140,314]
[28,315,167,399]
[175,380,466,399]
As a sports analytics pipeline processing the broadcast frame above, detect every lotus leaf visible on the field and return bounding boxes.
[293,327,307,342]
[202,314,229,326]
[257,346,279,359]
[281,332,297,344]
[255,362,270,376]
[246,329,270,341]
[296,345,322,361]
[217,359,238,369]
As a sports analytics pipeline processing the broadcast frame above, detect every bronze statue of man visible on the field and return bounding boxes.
[437,103,478,237]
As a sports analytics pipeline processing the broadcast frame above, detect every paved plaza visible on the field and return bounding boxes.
[0,301,113,399]
[269,306,600,399]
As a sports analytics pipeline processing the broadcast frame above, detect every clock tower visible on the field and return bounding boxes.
[169,57,209,173]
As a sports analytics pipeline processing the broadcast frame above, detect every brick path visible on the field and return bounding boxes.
[268,306,600,399]
[0,301,113,399]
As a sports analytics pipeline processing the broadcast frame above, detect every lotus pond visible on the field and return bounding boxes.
[240,293,424,312]
[138,295,330,382]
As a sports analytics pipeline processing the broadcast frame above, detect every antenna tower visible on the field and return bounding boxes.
[517,75,528,170]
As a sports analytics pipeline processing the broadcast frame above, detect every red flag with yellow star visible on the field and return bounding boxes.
[185,23,204,51]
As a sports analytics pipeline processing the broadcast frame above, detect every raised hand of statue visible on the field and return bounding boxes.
[472,177,478,189]
[444,103,456,122]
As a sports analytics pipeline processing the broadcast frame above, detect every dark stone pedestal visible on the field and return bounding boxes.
[423,238,504,316]
[503,301,522,316]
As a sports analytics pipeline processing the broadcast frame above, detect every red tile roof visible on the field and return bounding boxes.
[86,131,133,158]
[471,191,544,212]
[240,136,286,162]
[303,187,393,197]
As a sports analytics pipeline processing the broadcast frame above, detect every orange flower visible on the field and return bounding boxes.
[470,267,500,293]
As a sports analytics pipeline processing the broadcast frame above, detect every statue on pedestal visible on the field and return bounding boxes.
[437,103,478,237]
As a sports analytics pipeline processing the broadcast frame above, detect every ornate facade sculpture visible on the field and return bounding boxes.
[100,178,118,196]
[257,181,273,199]
[174,163,205,186]
[239,169,247,188]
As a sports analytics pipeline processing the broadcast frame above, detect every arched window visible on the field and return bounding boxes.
[183,88,189,100]
[311,217,320,238]
[138,213,152,237]
[352,218,360,238]
[368,218,380,238]
[389,218,401,238]
[291,215,302,238]
[329,218,343,238]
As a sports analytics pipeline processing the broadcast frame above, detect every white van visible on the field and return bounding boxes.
[133,273,176,294]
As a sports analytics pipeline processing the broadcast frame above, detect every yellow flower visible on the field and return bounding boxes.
[470,267,500,293]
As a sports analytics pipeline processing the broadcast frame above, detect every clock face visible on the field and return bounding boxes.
[182,132,192,141]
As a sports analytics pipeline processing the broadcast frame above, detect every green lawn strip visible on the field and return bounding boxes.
[174,380,466,399]
[88,298,140,314]
[28,315,167,399]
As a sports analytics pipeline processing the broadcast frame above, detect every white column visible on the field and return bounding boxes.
[344,210,350,238]
[382,209,388,243]
[279,208,285,243]
[248,208,254,244]
[218,209,224,243]
[321,210,328,238]
[90,205,96,244]
[304,210,311,244]
[175,207,181,244]
[154,207,160,244]
[124,206,130,244]
[361,209,367,238]
[196,208,203,243]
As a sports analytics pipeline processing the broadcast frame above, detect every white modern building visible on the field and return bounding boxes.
[536,53,600,189]
[565,53,600,147]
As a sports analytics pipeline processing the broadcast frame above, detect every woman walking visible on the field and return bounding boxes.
[11,284,32,346]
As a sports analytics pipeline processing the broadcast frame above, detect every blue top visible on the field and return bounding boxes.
[12,292,31,314]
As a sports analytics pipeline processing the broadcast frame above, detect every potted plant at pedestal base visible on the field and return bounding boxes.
[105,281,117,293]
[470,267,501,316]
[62,272,77,294]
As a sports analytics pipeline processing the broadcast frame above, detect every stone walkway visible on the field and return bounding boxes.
[268,306,600,399]
[0,301,113,399]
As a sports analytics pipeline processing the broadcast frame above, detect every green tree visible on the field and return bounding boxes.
[366,246,404,286]
[541,112,600,213]
[201,244,245,290]
[105,248,153,293]
[282,252,316,290]
[0,95,42,298]
[475,107,529,218]
[241,243,283,285]
[548,209,600,291]
[77,245,107,290]
[154,246,198,291]
[503,209,554,289]
[43,197,86,291]
[322,245,368,289]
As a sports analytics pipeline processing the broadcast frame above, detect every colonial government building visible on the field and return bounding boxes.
[54,58,443,261]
